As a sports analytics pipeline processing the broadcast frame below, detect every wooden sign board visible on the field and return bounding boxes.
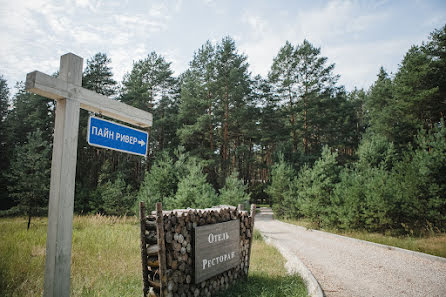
[194,220,241,284]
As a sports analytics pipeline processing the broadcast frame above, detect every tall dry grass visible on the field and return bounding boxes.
[1,217,307,297]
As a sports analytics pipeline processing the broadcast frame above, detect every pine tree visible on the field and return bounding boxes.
[0,76,10,210]
[251,75,285,186]
[137,152,178,212]
[121,52,179,163]
[178,38,254,187]
[2,83,53,212]
[219,171,251,207]
[214,37,253,182]
[424,24,446,122]
[266,156,295,217]
[99,177,134,216]
[269,40,344,163]
[6,129,51,229]
[294,146,340,227]
[177,42,217,161]
[269,41,299,153]
[75,53,118,213]
[6,82,53,147]
[82,53,117,97]
[169,158,217,209]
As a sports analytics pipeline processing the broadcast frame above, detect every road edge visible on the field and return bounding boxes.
[277,220,446,264]
[261,233,324,297]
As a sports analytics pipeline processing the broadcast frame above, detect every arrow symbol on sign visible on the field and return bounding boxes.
[138,139,146,146]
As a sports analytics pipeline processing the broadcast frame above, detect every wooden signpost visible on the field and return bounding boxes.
[25,53,152,297]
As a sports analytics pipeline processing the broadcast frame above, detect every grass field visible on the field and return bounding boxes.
[0,216,307,297]
[281,218,446,258]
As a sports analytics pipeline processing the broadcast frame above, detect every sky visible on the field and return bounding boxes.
[0,0,445,95]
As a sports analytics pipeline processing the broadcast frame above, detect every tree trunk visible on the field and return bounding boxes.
[289,89,297,152]
[27,214,31,230]
[208,91,214,152]
[224,84,229,161]
[146,127,152,171]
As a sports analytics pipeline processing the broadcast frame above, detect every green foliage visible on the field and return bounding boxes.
[0,75,8,122]
[331,123,446,234]
[121,51,179,158]
[1,25,445,238]
[169,158,218,209]
[365,67,395,142]
[0,75,10,210]
[268,39,351,163]
[137,152,178,212]
[219,171,251,207]
[5,129,50,226]
[266,156,295,217]
[137,147,219,210]
[356,133,396,170]
[392,122,446,233]
[178,37,254,187]
[99,177,134,216]
[75,52,120,214]
[291,146,340,226]
[82,52,117,97]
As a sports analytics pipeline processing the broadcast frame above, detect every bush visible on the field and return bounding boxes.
[266,156,295,218]
[219,171,251,207]
[137,152,177,212]
[168,158,218,209]
[292,146,340,227]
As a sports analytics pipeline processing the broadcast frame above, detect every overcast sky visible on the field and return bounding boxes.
[1,0,445,95]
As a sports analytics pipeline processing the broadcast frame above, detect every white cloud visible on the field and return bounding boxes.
[73,0,101,11]
[295,0,388,44]
[238,1,398,90]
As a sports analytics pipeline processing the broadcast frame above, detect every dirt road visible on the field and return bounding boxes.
[255,208,446,297]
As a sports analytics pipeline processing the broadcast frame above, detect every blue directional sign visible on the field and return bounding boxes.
[87,116,148,157]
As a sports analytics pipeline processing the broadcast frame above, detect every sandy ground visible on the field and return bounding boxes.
[255,208,446,297]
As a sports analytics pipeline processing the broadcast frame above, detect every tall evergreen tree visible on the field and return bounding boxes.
[424,24,446,122]
[0,76,10,210]
[269,40,344,163]
[121,52,179,163]
[82,53,118,97]
[75,53,118,213]
[219,171,251,207]
[364,68,395,139]
[178,42,217,161]
[2,83,53,211]
[178,38,254,187]
[214,37,253,182]
[6,129,51,229]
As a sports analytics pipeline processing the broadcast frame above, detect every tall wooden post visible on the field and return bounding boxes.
[25,53,152,297]
[246,204,256,279]
[139,202,150,297]
[43,54,82,297]
[156,203,167,296]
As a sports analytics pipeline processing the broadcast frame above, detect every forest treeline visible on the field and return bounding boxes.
[0,25,444,234]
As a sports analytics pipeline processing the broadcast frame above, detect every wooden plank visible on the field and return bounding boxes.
[156,203,167,297]
[59,53,83,86]
[140,202,150,297]
[194,220,241,284]
[43,54,83,297]
[25,71,153,128]
[246,204,257,278]
[43,98,80,297]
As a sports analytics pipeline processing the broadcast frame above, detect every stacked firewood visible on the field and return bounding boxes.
[140,203,164,297]
[140,203,255,297]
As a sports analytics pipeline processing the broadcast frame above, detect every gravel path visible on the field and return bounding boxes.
[255,208,446,297]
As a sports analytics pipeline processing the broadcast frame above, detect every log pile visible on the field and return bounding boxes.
[140,202,256,297]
